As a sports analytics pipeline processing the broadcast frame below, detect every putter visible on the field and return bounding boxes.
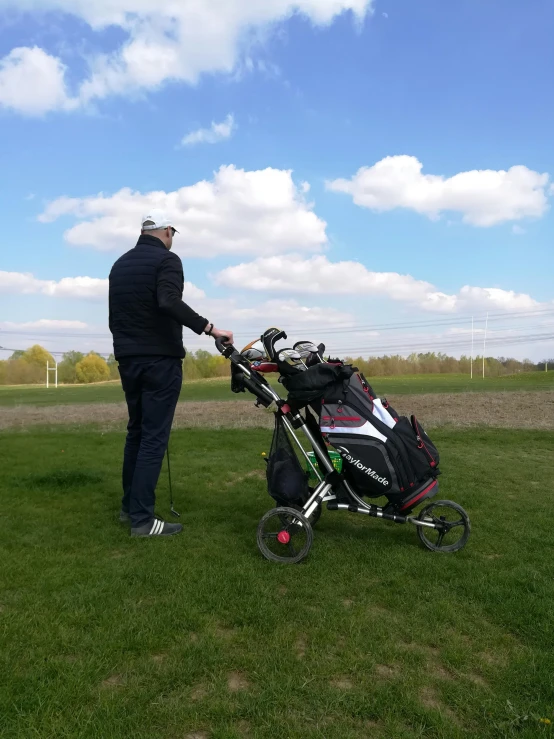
[167,442,181,518]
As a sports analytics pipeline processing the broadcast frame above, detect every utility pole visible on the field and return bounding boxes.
[482,312,488,379]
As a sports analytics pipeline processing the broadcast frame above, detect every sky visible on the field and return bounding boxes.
[0,0,553,362]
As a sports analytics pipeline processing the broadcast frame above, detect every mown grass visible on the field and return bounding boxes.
[1,427,553,738]
[0,370,553,407]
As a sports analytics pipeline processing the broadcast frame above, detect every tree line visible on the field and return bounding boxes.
[0,344,551,386]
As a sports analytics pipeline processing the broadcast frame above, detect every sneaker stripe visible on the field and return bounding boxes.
[154,519,164,535]
[149,520,159,535]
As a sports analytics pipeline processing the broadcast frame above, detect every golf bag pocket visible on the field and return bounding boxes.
[266,415,310,505]
[392,417,439,481]
[329,435,403,499]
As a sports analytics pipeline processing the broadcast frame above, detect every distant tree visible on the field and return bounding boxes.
[75,353,110,384]
[106,353,120,380]
[537,358,554,371]
[9,349,25,360]
[22,344,55,368]
[57,351,85,384]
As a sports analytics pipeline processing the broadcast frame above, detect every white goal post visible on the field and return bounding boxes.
[46,361,58,389]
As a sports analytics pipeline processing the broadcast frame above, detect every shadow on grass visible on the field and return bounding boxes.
[12,469,105,490]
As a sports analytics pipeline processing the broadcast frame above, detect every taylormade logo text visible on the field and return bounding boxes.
[341,452,389,486]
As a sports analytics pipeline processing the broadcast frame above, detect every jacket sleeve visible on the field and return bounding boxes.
[156,252,208,335]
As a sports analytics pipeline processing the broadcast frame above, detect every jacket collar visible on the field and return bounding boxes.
[136,233,167,250]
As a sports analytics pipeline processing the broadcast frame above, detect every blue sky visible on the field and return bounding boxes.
[0,0,553,361]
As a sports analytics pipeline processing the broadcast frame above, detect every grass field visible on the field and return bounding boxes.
[1,370,553,407]
[1,426,553,738]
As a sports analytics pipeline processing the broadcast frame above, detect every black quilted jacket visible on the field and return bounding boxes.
[108,234,208,359]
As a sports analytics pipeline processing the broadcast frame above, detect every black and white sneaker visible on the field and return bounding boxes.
[131,518,183,537]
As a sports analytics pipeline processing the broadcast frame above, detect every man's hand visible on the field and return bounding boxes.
[210,327,234,345]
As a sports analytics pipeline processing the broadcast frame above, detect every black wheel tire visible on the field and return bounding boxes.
[416,500,471,553]
[257,507,313,564]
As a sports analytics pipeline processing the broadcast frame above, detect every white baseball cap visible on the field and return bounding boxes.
[141,209,179,233]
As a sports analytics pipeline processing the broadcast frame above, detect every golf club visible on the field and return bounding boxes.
[278,348,307,370]
[166,443,180,518]
[293,340,324,363]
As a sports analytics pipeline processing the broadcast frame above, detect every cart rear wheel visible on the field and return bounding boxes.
[257,507,313,564]
[416,500,470,553]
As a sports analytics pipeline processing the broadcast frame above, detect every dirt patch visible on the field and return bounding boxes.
[213,623,237,640]
[400,642,440,658]
[294,636,307,659]
[342,598,354,608]
[227,671,250,692]
[429,663,454,681]
[151,654,166,664]
[375,664,398,679]
[101,674,125,689]
[478,651,508,667]
[367,604,393,618]
[330,676,353,690]
[419,686,458,722]
[190,684,209,701]
[2,392,553,431]
[464,673,489,687]
[224,470,265,487]
[235,720,251,736]
[184,733,209,739]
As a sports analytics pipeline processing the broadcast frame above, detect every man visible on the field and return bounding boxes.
[109,210,234,537]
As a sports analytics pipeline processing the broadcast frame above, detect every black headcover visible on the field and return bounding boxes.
[281,363,355,408]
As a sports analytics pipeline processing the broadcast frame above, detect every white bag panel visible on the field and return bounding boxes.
[372,398,396,429]
[320,419,388,443]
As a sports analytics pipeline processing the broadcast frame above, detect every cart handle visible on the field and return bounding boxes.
[214,336,235,358]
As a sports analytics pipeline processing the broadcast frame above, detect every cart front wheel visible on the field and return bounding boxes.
[257,507,313,564]
[416,500,470,553]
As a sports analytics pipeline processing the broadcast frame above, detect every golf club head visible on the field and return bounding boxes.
[261,327,287,362]
[278,348,307,370]
[241,339,267,362]
[293,340,323,365]
[243,347,265,362]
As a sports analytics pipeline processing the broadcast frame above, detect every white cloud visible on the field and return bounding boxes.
[0,1,374,114]
[0,271,107,300]
[215,254,546,314]
[0,270,204,301]
[326,155,551,226]
[229,299,352,326]
[0,319,89,331]
[0,47,75,116]
[181,114,236,146]
[39,165,327,257]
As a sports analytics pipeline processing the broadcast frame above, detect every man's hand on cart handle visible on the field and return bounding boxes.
[204,322,234,346]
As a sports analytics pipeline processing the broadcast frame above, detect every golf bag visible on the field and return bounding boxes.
[283,366,440,510]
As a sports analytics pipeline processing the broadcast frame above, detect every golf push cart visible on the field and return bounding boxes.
[215,328,470,564]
